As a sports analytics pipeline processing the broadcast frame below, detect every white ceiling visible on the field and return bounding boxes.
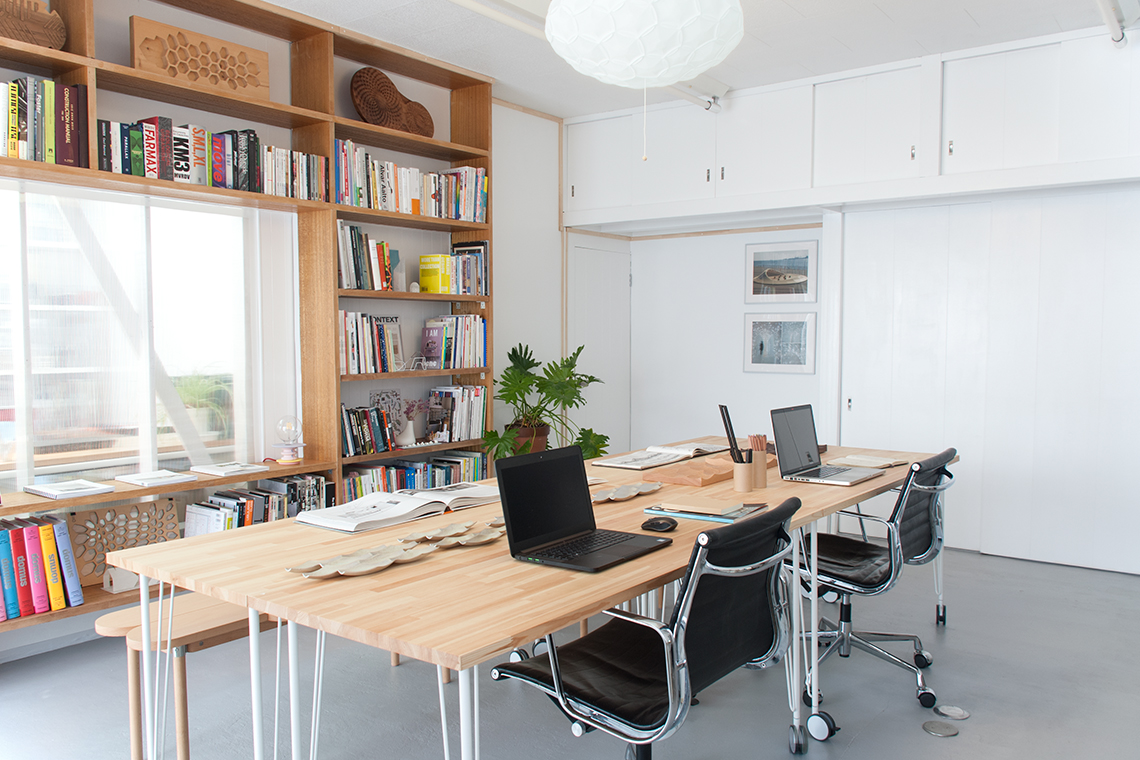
[269,0,1108,118]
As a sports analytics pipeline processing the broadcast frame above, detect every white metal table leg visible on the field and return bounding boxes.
[437,666,452,760]
[139,576,155,760]
[288,621,302,760]
[458,667,479,760]
[810,521,820,714]
[249,608,264,760]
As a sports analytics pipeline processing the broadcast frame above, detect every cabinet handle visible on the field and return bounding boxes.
[571,185,575,197]
[910,145,916,160]
[847,398,852,411]
[706,169,710,182]
[947,140,954,156]
[721,167,725,180]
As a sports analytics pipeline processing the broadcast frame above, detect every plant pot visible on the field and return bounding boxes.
[510,424,550,454]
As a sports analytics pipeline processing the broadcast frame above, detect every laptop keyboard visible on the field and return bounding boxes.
[815,465,848,478]
[532,530,633,561]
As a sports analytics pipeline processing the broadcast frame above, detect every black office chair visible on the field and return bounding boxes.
[490,498,800,760]
[797,448,955,713]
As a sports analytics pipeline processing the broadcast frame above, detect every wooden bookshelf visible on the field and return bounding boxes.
[0,582,168,634]
[0,0,495,625]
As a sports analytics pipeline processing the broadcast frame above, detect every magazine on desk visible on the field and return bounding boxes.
[295,481,500,533]
[593,442,731,470]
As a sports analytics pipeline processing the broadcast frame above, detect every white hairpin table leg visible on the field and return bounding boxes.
[249,608,264,760]
[288,621,302,760]
[458,667,479,760]
[139,576,155,760]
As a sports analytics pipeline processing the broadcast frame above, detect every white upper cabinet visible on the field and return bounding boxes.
[942,44,1061,174]
[813,66,922,187]
[565,115,634,212]
[629,105,718,205]
[715,85,813,197]
[1057,35,1140,163]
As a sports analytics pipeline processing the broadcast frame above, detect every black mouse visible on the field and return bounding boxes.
[641,516,678,532]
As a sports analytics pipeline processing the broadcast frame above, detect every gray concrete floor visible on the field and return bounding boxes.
[1,548,1138,760]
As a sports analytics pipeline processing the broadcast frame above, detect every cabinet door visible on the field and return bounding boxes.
[715,86,812,197]
[942,44,1060,174]
[813,67,921,187]
[629,104,717,205]
[565,116,633,212]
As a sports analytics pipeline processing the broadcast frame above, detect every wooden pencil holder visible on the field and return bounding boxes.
[733,462,753,492]
[753,455,768,489]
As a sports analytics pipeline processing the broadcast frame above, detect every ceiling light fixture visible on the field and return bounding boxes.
[544,0,744,90]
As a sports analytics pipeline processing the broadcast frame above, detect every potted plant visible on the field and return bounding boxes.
[173,372,233,437]
[482,344,610,461]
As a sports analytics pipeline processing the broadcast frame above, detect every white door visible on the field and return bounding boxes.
[715,85,813,196]
[565,233,632,455]
[565,116,633,212]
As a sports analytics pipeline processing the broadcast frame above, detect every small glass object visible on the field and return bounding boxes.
[273,415,305,464]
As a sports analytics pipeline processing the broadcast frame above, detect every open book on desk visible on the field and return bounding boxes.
[296,482,500,533]
[593,442,730,470]
[826,454,908,469]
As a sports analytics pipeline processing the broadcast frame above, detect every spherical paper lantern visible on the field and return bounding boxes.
[545,0,743,89]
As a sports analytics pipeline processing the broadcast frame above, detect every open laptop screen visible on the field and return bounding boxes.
[771,404,822,476]
[496,446,596,554]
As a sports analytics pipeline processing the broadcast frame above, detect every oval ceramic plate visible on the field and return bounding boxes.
[609,484,641,501]
[399,530,440,543]
[434,522,475,538]
[487,516,505,527]
[459,528,505,546]
[637,482,663,494]
[591,489,615,503]
[434,536,465,548]
[391,543,437,563]
[339,557,394,576]
[368,545,407,559]
[286,560,322,574]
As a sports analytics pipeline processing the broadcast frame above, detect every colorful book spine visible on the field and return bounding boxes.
[3,522,34,617]
[140,119,159,178]
[187,124,209,185]
[74,84,89,168]
[119,122,132,174]
[96,119,112,171]
[36,522,67,612]
[6,81,16,158]
[210,132,228,188]
[15,78,28,160]
[139,116,173,180]
[48,516,83,608]
[0,527,19,619]
[31,77,41,161]
[42,79,55,164]
[20,521,49,614]
[109,120,122,173]
[128,124,144,176]
[55,83,76,166]
[171,124,191,182]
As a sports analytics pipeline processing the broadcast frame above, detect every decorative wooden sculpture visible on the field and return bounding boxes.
[67,500,180,587]
[130,16,270,100]
[0,0,67,49]
[351,67,434,138]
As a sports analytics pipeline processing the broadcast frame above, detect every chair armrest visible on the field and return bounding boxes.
[601,606,672,635]
[834,509,889,525]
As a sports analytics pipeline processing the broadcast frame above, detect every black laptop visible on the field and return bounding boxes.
[770,404,883,487]
[495,446,672,572]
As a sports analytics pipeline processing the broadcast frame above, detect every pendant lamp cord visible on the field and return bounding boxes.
[643,85,648,161]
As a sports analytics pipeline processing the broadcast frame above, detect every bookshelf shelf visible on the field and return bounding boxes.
[341,439,484,467]
[0,461,334,520]
[335,204,489,233]
[338,289,489,303]
[333,117,489,162]
[341,367,488,382]
[0,582,167,634]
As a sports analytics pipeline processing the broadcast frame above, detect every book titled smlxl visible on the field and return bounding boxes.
[593,442,730,470]
[24,479,115,500]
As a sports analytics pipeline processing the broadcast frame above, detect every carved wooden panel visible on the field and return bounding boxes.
[67,499,180,587]
[129,16,270,101]
[0,0,66,49]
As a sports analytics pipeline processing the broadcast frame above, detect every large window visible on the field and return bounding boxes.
[0,180,298,492]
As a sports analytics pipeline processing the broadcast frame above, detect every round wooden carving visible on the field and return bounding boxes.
[351,67,434,138]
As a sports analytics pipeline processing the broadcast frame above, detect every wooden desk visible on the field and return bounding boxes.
[106,444,927,760]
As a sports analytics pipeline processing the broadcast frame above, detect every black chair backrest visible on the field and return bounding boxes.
[669,498,798,696]
[893,448,956,562]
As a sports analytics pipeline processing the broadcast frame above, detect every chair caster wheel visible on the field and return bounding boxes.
[801,689,823,707]
[532,639,549,657]
[914,650,933,669]
[788,724,807,754]
[821,590,839,604]
[918,689,937,708]
[507,647,530,662]
[936,605,946,625]
[807,712,839,741]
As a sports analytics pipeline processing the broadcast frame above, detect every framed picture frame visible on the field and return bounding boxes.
[743,313,816,374]
[745,240,818,303]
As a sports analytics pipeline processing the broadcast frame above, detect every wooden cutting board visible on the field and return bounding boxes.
[653,452,777,487]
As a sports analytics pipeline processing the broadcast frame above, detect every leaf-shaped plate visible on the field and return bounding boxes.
[339,557,394,576]
[391,543,438,563]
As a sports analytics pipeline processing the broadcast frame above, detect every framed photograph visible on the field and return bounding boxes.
[744,313,816,374]
[745,240,818,303]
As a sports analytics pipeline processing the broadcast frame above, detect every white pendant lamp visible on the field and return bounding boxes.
[545,0,744,89]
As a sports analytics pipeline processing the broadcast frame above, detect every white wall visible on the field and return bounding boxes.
[629,227,829,451]
[490,104,563,431]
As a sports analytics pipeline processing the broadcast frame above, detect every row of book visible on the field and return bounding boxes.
[184,474,328,537]
[421,313,486,371]
[333,138,488,222]
[340,312,406,375]
[337,221,399,291]
[419,240,490,296]
[428,385,486,444]
[342,451,486,501]
[95,117,329,200]
[341,403,397,458]
[2,77,89,167]
[0,516,84,622]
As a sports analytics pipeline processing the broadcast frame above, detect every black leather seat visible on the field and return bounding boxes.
[798,448,955,712]
[491,498,801,759]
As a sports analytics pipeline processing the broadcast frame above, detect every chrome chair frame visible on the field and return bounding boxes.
[491,513,795,752]
[795,452,954,706]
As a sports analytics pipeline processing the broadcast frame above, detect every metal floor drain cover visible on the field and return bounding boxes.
[923,720,959,737]
[934,705,970,720]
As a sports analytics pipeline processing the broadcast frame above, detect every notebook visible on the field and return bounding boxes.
[770,404,884,487]
[495,446,672,572]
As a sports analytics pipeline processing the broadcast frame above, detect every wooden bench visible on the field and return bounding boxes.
[95,593,274,760]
